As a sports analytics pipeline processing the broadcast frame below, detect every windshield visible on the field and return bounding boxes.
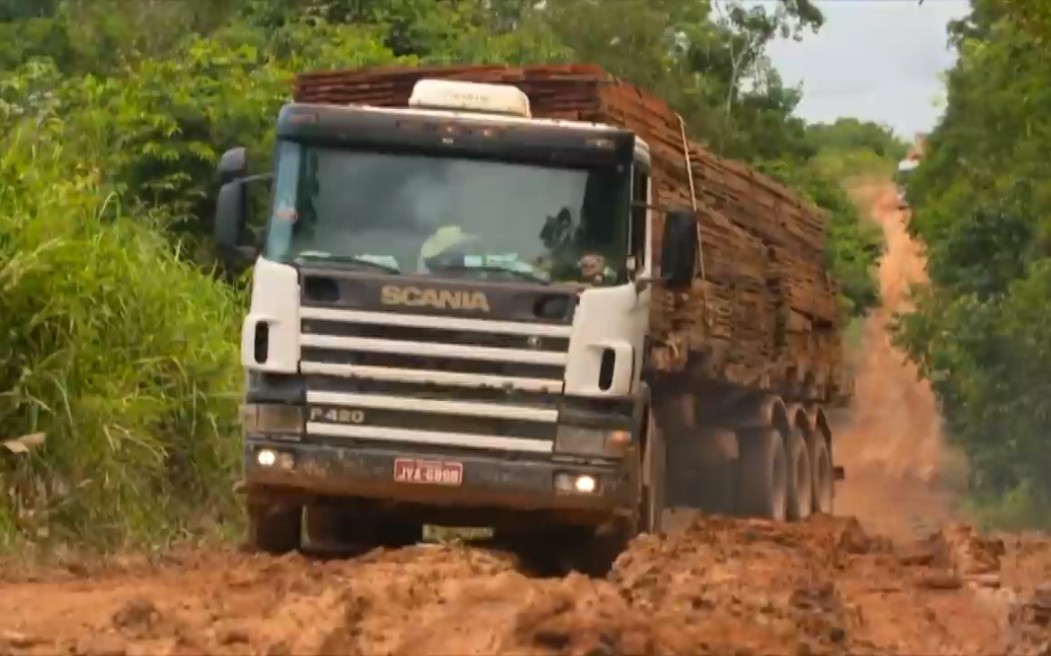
[263,141,630,285]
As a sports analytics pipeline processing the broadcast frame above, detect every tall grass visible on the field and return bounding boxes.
[0,123,244,550]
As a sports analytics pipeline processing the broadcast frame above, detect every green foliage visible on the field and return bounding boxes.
[0,114,243,548]
[807,118,908,161]
[894,2,1051,529]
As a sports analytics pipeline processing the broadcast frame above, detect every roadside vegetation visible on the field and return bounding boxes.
[894,0,1051,530]
[0,0,885,550]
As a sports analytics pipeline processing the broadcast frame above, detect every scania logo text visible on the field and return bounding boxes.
[380,285,491,312]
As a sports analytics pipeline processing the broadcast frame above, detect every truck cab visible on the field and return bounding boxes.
[214,79,697,570]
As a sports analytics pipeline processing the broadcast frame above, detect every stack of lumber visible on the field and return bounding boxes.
[293,64,849,404]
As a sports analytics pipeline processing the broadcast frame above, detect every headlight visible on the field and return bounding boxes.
[554,425,631,457]
[241,404,304,436]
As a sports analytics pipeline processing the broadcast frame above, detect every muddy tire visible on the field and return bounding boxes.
[641,410,667,534]
[810,434,834,515]
[579,526,631,577]
[785,428,813,521]
[737,428,788,521]
[247,502,302,554]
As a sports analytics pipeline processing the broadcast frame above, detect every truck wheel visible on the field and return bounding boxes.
[785,428,813,521]
[641,410,667,534]
[811,435,834,515]
[737,428,788,521]
[573,524,631,577]
[247,502,302,554]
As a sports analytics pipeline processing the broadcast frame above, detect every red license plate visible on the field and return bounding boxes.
[393,458,464,487]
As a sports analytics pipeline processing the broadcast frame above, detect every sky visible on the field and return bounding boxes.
[757,0,971,138]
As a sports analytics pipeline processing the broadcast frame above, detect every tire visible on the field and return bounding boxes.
[577,525,631,577]
[785,428,813,521]
[247,502,302,554]
[810,434,834,515]
[737,428,788,521]
[641,410,666,534]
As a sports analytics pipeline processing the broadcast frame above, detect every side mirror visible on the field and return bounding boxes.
[218,147,248,185]
[660,208,698,288]
[215,180,249,253]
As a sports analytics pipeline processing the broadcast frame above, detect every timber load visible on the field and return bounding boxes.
[293,64,851,406]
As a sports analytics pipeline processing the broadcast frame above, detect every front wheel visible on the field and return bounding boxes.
[247,501,302,554]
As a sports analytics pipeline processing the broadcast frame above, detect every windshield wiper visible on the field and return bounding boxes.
[294,252,400,274]
[430,263,550,285]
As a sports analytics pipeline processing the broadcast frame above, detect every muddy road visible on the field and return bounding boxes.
[3,181,1050,656]
[3,517,1051,656]
[832,179,963,542]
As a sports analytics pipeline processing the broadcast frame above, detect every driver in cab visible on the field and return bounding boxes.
[418,222,613,285]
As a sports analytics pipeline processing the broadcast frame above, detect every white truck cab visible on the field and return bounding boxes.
[212,79,698,572]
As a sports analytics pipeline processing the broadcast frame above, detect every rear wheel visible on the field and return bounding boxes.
[737,428,788,521]
[247,501,302,554]
[785,428,813,521]
[810,434,834,515]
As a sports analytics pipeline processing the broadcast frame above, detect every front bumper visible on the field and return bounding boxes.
[242,437,634,521]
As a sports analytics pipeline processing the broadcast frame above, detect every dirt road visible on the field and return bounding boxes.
[2,181,1050,656]
[2,516,1050,656]
[832,180,963,542]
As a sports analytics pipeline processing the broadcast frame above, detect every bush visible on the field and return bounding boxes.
[0,122,244,549]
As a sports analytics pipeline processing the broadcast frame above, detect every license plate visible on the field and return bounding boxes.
[393,458,464,487]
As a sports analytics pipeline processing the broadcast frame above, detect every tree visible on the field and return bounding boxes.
[894,0,1051,528]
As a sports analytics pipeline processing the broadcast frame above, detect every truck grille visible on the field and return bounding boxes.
[298,307,572,453]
